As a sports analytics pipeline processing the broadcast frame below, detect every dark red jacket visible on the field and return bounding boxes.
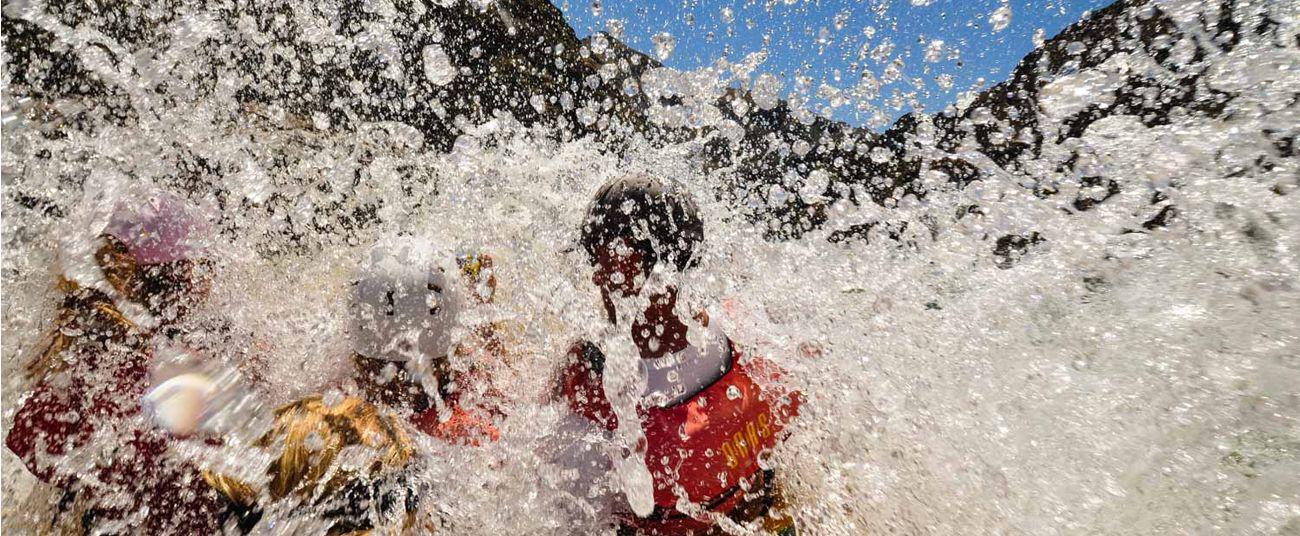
[6,294,223,533]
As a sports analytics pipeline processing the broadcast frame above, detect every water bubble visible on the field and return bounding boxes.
[752,73,782,110]
[833,11,850,32]
[589,34,609,56]
[528,94,546,113]
[606,19,625,40]
[990,3,1012,33]
[652,32,677,61]
[422,45,457,86]
[311,112,330,130]
[924,40,945,63]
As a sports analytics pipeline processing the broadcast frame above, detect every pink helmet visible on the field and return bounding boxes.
[103,191,210,265]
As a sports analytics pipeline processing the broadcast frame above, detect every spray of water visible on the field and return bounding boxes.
[3,0,1298,534]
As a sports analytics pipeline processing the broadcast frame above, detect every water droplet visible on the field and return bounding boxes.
[989,4,1012,33]
[606,19,625,40]
[589,34,609,55]
[422,45,457,86]
[652,32,676,61]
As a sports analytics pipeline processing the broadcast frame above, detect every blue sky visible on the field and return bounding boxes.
[559,0,1114,127]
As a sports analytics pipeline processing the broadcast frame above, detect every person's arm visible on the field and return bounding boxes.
[8,332,152,484]
[556,341,618,431]
[6,378,91,483]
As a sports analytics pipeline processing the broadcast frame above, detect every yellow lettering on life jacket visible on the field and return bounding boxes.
[721,443,738,468]
[711,412,780,471]
[746,421,760,451]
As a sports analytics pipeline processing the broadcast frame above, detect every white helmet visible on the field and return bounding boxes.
[350,237,461,362]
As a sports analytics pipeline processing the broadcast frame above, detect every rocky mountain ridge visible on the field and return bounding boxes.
[3,0,1295,261]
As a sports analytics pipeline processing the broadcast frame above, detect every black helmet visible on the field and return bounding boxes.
[580,174,704,272]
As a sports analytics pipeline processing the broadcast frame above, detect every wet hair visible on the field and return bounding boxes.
[580,174,704,273]
[96,234,210,319]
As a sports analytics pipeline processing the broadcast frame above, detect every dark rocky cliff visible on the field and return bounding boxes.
[4,0,1295,253]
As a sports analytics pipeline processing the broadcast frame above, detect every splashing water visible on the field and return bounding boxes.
[3,0,1299,534]
[652,32,677,62]
[990,3,1014,33]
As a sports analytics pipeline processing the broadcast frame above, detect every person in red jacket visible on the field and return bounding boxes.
[6,191,227,534]
[556,174,802,535]
[347,237,505,445]
[185,239,500,535]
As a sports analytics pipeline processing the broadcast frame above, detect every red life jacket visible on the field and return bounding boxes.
[7,327,154,484]
[408,328,510,445]
[558,339,801,532]
[410,404,500,445]
[6,332,225,533]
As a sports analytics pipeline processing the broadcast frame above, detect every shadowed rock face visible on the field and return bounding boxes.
[3,0,1294,255]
